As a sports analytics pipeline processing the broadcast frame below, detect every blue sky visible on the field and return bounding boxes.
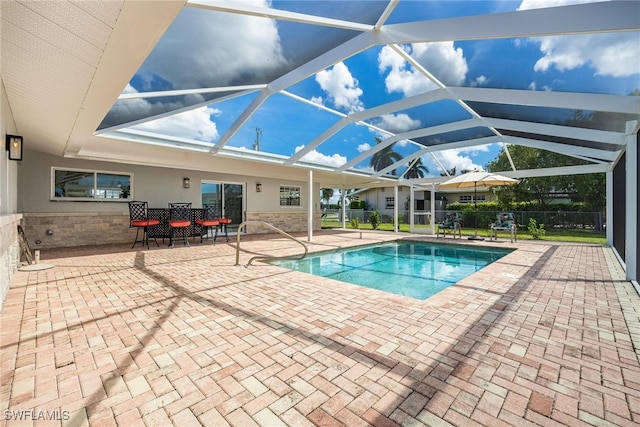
[112,0,640,179]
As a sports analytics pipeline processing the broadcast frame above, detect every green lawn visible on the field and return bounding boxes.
[320,220,606,244]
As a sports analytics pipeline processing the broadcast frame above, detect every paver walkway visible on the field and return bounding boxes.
[1,231,639,426]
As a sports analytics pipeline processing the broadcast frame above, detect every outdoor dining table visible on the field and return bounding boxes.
[146,208,197,241]
[146,208,232,242]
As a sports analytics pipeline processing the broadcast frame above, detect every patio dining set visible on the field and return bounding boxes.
[128,201,233,249]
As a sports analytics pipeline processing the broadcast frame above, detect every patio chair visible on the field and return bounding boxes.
[489,212,517,242]
[218,217,232,242]
[195,204,219,244]
[128,201,160,249]
[437,212,462,239]
[169,202,192,248]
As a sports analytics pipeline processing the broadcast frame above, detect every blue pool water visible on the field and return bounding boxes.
[272,241,512,300]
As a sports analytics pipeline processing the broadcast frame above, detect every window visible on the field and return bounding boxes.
[280,185,300,206]
[53,168,132,200]
[385,197,395,208]
[459,195,485,203]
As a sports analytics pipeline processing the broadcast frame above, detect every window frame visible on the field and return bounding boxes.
[385,196,395,209]
[459,194,486,203]
[51,167,134,201]
[279,185,301,208]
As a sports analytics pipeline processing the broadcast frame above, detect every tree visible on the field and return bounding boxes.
[572,173,605,211]
[321,188,334,209]
[485,145,604,209]
[370,137,402,175]
[337,188,357,205]
[404,157,429,179]
[440,166,456,177]
[440,167,473,177]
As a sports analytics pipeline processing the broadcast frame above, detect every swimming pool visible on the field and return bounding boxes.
[271,241,512,300]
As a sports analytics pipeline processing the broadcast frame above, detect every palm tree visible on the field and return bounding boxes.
[337,188,356,205]
[370,137,402,175]
[321,188,334,209]
[440,166,456,177]
[404,157,429,179]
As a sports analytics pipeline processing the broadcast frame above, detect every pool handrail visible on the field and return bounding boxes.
[235,220,308,266]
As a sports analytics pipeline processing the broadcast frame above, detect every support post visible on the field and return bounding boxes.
[394,184,399,233]
[410,186,415,233]
[431,183,436,235]
[308,169,313,242]
[341,187,346,229]
[625,122,638,281]
[606,168,613,246]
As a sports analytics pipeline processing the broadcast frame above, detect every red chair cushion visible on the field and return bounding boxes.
[219,218,232,224]
[196,219,219,226]
[131,219,160,227]
[169,220,190,228]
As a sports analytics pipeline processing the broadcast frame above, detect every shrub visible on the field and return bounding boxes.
[349,200,366,209]
[528,217,546,239]
[369,210,381,230]
[350,217,359,229]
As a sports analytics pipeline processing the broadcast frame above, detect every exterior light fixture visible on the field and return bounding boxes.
[183,177,190,189]
[256,183,262,192]
[6,134,23,161]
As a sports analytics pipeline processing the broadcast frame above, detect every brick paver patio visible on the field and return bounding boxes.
[1,230,639,426]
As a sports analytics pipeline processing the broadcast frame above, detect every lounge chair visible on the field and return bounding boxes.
[489,212,517,242]
[437,212,462,239]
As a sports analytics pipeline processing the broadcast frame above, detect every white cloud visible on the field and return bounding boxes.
[533,33,640,77]
[357,143,371,153]
[141,1,288,89]
[429,145,494,174]
[353,164,376,174]
[310,96,323,106]
[378,42,468,97]
[471,75,488,87]
[315,62,364,113]
[110,4,289,126]
[131,106,221,142]
[294,145,347,167]
[518,0,592,10]
[110,85,208,123]
[519,0,640,77]
[371,113,421,134]
[122,84,138,94]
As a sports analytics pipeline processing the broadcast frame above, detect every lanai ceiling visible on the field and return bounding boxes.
[2,0,639,188]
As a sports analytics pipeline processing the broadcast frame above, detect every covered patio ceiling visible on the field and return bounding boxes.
[2,0,639,188]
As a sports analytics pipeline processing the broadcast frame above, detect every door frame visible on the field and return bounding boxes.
[200,179,246,228]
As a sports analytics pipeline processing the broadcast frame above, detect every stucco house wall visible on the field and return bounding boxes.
[18,150,321,249]
[1,80,22,310]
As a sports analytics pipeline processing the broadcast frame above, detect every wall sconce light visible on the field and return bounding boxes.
[183,177,190,189]
[256,183,262,192]
[6,134,23,161]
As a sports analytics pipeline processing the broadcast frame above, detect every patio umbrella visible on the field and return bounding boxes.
[439,171,519,240]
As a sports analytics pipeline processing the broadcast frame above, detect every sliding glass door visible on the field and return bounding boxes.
[201,181,245,227]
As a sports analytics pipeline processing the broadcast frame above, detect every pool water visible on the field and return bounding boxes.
[271,241,512,300]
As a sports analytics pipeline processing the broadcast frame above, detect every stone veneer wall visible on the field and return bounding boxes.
[245,211,322,234]
[21,211,322,250]
[23,212,132,249]
[1,214,22,311]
